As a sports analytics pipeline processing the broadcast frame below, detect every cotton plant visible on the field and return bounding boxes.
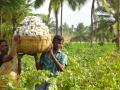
[14,16,50,37]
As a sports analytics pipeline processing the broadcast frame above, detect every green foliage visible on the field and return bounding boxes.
[0,0,31,39]
[0,75,9,83]
[20,70,52,89]
[67,0,87,11]
[3,42,120,90]
[57,42,120,90]
[96,18,114,42]
[19,55,57,89]
[34,0,45,9]
[71,23,90,42]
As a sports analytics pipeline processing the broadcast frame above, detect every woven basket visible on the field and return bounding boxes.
[16,35,52,54]
[0,80,8,89]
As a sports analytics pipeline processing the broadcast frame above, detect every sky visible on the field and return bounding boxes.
[32,0,92,27]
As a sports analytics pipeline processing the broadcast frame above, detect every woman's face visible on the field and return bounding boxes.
[0,41,8,54]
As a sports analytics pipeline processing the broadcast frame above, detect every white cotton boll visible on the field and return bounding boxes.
[24,30,29,33]
[44,26,47,29]
[35,20,38,24]
[36,32,41,36]
[30,32,34,36]
[24,22,28,26]
[46,29,49,33]
[31,29,35,32]
[14,31,17,36]
[37,26,41,28]
[43,23,46,25]
[30,26,33,29]
[36,32,40,36]
[33,32,36,36]
[41,23,45,27]
[38,28,41,31]
[28,32,31,36]
[43,29,46,31]
[40,27,44,31]
[28,26,31,30]
[14,16,50,36]
[27,32,30,36]
[36,33,38,36]
[37,28,41,31]
[38,22,42,25]
[43,30,47,35]
[19,31,23,36]
[38,19,42,23]
[40,32,43,36]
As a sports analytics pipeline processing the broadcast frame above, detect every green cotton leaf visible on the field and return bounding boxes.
[47,77,58,83]
[102,0,110,12]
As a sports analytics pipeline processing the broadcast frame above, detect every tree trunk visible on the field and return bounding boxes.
[0,12,3,39]
[0,15,2,39]
[55,10,59,35]
[10,15,17,45]
[12,15,17,33]
[90,0,95,47]
[60,1,63,36]
[96,0,103,10]
[117,0,120,49]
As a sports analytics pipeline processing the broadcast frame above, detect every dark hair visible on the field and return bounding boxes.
[0,40,7,45]
[53,35,64,42]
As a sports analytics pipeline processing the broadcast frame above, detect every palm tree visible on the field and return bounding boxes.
[94,0,115,43]
[75,23,86,43]
[116,0,120,48]
[0,0,30,38]
[60,0,87,35]
[101,0,120,48]
[34,0,87,35]
[0,0,9,38]
[48,0,61,35]
[90,0,95,47]
[60,0,63,35]
[0,7,3,38]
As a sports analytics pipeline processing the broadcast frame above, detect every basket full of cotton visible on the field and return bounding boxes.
[14,16,52,54]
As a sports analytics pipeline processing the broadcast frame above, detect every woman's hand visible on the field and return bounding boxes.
[2,55,13,62]
[14,35,20,43]
[9,35,20,57]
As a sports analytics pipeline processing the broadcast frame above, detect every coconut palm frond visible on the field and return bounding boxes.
[67,0,77,11]
[34,0,45,9]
